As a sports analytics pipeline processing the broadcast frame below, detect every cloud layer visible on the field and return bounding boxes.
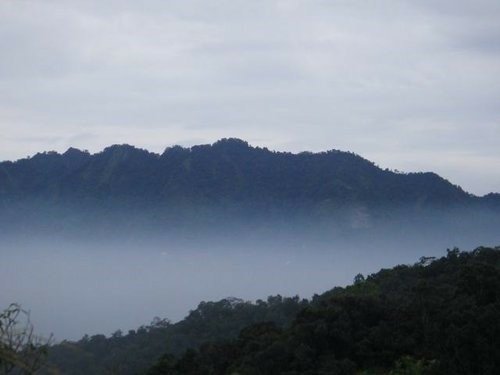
[1,0,499,194]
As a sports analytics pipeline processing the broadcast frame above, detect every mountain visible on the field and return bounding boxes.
[1,138,498,238]
[0,138,495,208]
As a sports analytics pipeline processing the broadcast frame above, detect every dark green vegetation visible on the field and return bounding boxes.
[2,138,499,241]
[1,138,498,214]
[46,296,308,374]
[148,246,500,375]
[45,246,500,374]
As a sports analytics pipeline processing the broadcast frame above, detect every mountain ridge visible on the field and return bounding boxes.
[1,138,499,239]
[0,138,487,201]
[0,138,482,198]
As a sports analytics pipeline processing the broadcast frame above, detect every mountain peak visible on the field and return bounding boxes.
[63,147,89,157]
[212,138,250,149]
[99,144,157,160]
[101,144,142,154]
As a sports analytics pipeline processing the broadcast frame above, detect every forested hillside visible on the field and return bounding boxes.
[0,138,489,211]
[148,246,500,374]
[46,296,308,374]
[3,138,499,240]
[44,246,500,374]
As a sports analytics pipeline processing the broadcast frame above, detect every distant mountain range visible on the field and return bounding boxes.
[1,138,497,209]
[1,138,499,237]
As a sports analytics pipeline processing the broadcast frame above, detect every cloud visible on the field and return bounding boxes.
[0,0,499,194]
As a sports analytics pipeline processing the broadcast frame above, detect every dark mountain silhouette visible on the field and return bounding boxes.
[0,138,494,207]
[0,138,498,238]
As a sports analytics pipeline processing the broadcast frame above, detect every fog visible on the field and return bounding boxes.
[2,212,499,341]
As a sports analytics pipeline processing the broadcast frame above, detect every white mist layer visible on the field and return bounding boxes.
[1,231,496,341]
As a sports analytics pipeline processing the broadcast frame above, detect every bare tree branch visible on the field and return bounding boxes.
[0,303,53,374]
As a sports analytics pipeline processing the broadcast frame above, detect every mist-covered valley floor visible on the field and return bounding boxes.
[2,220,498,342]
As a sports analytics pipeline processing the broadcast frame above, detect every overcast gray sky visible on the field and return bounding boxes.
[1,0,499,195]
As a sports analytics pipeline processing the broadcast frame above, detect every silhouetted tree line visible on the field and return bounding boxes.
[45,296,308,374]
[147,246,500,374]
[44,246,500,374]
[0,138,482,213]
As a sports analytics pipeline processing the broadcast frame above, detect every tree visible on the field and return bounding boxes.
[0,303,52,374]
[354,273,365,285]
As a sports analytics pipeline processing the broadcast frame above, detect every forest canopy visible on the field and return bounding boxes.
[44,246,500,375]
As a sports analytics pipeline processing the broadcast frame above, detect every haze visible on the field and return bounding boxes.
[2,211,499,340]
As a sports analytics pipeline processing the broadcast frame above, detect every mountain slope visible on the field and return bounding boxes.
[45,296,308,375]
[147,246,500,375]
[0,138,485,209]
[1,138,498,241]
[42,246,500,374]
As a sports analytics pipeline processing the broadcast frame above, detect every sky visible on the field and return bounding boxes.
[0,0,499,195]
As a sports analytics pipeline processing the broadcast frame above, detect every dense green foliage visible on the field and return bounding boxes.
[2,138,498,241]
[0,138,484,211]
[146,246,500,374]
[45,246,500,374]
[46,296,308,374]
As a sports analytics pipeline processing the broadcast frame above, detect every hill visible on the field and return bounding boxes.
[1,138,498,238]
[45,296,308,374]
[0,138,490,209]
[43,246,500,374]
[148,246,500,374]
